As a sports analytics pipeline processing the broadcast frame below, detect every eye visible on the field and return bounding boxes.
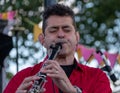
[63,28,72,32]
[49,28,57,33]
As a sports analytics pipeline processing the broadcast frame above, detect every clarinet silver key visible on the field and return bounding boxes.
[28,43,62,93]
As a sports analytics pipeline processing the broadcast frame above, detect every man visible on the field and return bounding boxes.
[4,4,112,93]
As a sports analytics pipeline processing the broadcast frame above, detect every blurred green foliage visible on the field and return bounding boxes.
[1,0,120,79]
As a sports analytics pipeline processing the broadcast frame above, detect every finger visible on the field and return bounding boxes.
[17,76,40,90]
[47,72,59,78]
[44,61,59,71]
[23,76,40,83]
[45,69,60,78]
[39,88,46,93]
[18,81,33,90]
[44,64,56,70]
[16,89,27,93]
[44,68,58,74]
[46,60,59,66]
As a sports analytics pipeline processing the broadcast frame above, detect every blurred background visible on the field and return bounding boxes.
[0,0,120,92]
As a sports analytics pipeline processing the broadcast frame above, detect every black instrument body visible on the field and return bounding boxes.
[28,43,62,93]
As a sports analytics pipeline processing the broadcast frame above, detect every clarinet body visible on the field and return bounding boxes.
[28,43,62,93]
[97,50,118,83]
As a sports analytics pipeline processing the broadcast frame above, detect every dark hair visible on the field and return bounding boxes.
[42,4,77,33]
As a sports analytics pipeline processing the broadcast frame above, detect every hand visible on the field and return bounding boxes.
[16,75,45,93]
[41,60,76,93]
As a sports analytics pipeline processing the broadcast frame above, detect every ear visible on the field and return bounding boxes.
[38,33,45,45]
[76,31,80,44]
[75,32,80,51]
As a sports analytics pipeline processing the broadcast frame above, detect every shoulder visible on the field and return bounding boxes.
[16,57,48,77]
[77,64,110,86]
[3,62,44,93]
[78,63,107,79]
[9,62,43,83]
[16,62,43,77]
[11,62,43,82]
[75,63,111,92]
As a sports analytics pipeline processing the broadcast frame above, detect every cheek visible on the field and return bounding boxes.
[44,39,50,49]
[69,36,78,45]
[43,36,55,49]
[69,37,78,49]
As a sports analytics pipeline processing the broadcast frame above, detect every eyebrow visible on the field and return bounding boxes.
[62,25,72,29]
[48,25,72,29]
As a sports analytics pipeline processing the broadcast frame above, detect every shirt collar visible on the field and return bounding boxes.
[74,58,84,72]
[43,56,84,71]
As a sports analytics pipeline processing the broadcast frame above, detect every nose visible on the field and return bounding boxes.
[57,28,65,38]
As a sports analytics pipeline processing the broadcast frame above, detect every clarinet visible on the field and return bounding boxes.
[96,50,118,83]
[28,43,62,93]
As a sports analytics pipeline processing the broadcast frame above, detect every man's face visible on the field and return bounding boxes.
[42,15,79,57]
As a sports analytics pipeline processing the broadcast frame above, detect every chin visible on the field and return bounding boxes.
[59,49,66,54]
[57,54,67,58]
[58,50,69,57]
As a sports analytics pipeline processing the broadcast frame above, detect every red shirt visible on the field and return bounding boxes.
[3,59,112,93]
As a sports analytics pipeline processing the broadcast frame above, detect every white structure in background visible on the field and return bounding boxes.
[75,52,120,93]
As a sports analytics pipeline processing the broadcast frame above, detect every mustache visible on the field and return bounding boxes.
[55,39,68,44]
[49,39,68,48]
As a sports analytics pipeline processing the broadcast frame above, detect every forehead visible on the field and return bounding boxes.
[46,15,73,27]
